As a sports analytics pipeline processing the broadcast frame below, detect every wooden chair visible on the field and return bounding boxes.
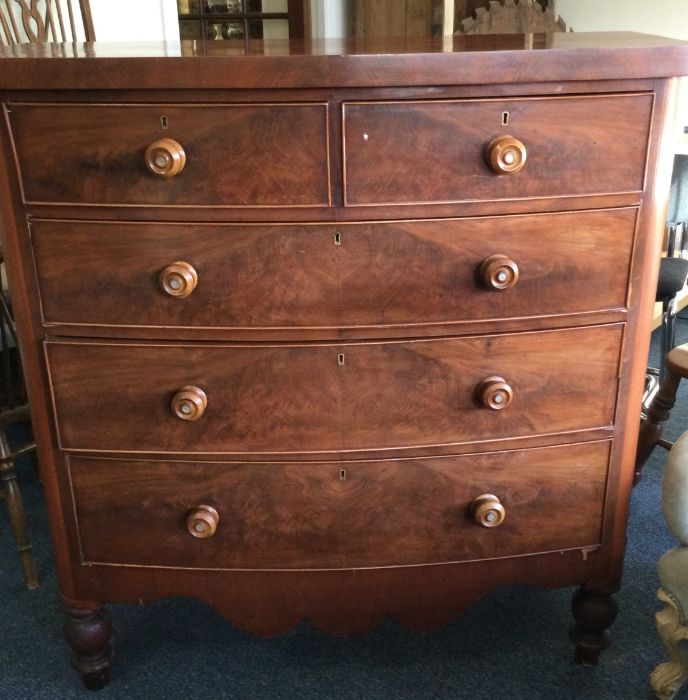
[0,248,38,589]
[455,0,566,35]
[0,0,95,45]
[0,0,93,588]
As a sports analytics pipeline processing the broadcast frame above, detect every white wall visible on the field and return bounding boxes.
[90,0,180,41]
[310,0,347,38]
[557,0,688,40]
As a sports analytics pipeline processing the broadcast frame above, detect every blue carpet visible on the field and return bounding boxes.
[1,325,686,699]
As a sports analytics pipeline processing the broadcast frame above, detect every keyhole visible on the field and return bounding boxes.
[501,111,510,126]
[339,469,347,481]
[338,353,345,366]
[161,115,169,129]
[334,231,342,246]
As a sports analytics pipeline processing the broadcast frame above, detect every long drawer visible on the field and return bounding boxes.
[9,103,330,207]
[32,209,636,333]
[46,325,622,455]
[343,94,652,205]
[68,441,610,570]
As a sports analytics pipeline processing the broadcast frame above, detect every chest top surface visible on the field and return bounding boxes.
[0,32,686,90]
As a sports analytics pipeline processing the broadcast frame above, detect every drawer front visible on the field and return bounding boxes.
[9,103,330,206]
[343,94,652,205]
[68,441,609,570]
[33,209,636,332]
[46,325,622,455]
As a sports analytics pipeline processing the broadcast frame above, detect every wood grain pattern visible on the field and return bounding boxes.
[8,102,330,206]
[0,35,686,90]
[0,35,683,679]
[68,441,610,570]
[343,94,653,204]
[69,548,605,636]
[31,209,636,334]
[45,325,622,455]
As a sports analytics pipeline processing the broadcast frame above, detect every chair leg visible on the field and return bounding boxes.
[0,429,38,589]
[635,370,682,485]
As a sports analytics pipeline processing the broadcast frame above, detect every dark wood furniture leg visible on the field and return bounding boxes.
[0,426,38,589]
[635,344,688,484]
[63,603,114,690]
[569,587,618,665]
[635,369,681,484]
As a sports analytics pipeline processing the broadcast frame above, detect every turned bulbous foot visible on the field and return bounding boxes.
[63,604,114,690]
[569,587,618,666]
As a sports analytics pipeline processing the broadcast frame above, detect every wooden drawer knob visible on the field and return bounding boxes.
[487,135,527,175]
[471,494,506,528]
[186,505,219,538]
[159,261,198,298]
[172,386,207,421]
[145,138,186,177]
[480,254,519,291]
[478,376,513,410]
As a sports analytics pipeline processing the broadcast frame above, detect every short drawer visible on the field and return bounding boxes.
[9,102,330,206]
[46,325,622,455]
[32,209,636,333]
[68,441,609,570]
[343,94,652,205]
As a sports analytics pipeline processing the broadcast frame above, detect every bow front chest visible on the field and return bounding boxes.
[1,33,687,688]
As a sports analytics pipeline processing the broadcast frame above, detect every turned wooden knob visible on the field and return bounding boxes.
[172,386,207,421]
[480,254,519,291]
[471,494,506,528]
[186,505,219,538]
[145,138,186,177]
[478,376,513,410]
[159,261,198,298]
[487,135,527,175]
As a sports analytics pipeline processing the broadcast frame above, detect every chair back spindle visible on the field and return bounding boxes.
[0,0,94,45]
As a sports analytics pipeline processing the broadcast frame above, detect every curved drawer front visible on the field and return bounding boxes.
[68,441,609,570]
[343,94,652,205]
[46,325,622,455]
[32,209,636,333]
[9,103,330,206]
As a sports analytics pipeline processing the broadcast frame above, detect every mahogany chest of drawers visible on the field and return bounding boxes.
[0,33,687,689]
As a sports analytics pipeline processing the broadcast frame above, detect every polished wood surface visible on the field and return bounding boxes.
[31,209,637,335]
[68,441,609,570]
[0,35,684,686]
[0,34,686,90]
[46,326,622,455]
[9,103,330,206]
[343,94,652,204]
